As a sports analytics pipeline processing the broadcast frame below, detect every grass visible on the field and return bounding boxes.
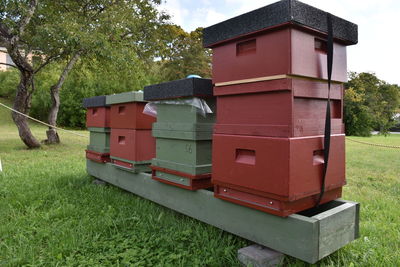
[0,96,399,266]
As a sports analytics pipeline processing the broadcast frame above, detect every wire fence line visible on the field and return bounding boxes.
[347,137,400,149]
[2,101,399,148]
[0,102,88,138]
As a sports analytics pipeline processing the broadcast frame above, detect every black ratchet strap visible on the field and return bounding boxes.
[316,13,333,207]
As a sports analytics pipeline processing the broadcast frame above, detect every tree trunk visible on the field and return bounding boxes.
[12,71,41,148]
[0,0,40,149]
[45,52,81,144]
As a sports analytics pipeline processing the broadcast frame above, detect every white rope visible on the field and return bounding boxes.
[0,102,88,138]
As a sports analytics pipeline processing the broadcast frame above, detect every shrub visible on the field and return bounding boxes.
[0,69,19,99]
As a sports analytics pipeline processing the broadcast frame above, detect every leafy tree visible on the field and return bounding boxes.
[155,25,212,81]
[0,0,167,147]
[344,72,400,136]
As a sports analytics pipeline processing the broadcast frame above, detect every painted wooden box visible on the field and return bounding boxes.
[203,0,358,84]
[110,129,155,172]
[83,95,110,129]
[214,78,344,137]
[212,133,346,217]
[106,91,155,130]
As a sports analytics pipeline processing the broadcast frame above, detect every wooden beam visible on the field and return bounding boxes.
[86,160,359,264]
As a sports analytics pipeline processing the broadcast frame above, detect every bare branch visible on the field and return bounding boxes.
[33,54,61,74]
[54,51,81,87]
[0,62,17,69]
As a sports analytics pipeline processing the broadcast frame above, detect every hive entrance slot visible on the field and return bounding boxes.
[236,39,256,56]
[118,136,126,145]
[314,38,328,53]
[118,105,126,114]
[313,150,324,165]
[236,149,256,165]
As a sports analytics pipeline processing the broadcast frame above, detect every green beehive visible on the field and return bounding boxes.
[87,127,110,154]
[144,78,215,189]
[151,98,215,175]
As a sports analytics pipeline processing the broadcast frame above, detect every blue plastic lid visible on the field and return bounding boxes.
[186,74,201,79]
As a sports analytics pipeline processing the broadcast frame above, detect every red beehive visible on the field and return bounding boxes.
[203,0,358,216]
[212,134,345,217]
[110,129,155,169]
[214,78,344,137]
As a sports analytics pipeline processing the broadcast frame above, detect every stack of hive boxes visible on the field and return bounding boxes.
[144,78,215,190]
[106,91,156,173]
[203,0,358,216]
[83,96,111,163]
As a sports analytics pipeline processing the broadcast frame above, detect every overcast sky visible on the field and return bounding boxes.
[159,0,400,85]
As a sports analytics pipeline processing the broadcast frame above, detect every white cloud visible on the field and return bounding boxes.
[158,0,189,26]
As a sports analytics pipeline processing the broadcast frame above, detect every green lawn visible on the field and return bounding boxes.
[0,97,399,266]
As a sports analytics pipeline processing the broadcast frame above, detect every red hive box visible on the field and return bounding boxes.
[106,91,155,130]
[109,102,154,129]
[214,78,344,137]
[211,27,348,84]
[212,134,346,217]
[86,106,110,128]
[110,129,155,168]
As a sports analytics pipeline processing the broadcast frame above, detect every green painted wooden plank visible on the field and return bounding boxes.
[106,91,146,105]
[87,127,110,133]
[152,122,214,132]
[156,138,212,167]
[313,202,359,259]
[112,162,151,173]
[155,170,191,186]
[110,156,151,165]
[86,160,359,263]
[152,129,212,140]
[88,130,110,153]
[152,158,211,175]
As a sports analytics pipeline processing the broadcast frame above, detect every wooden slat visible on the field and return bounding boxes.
[86,160,359,264]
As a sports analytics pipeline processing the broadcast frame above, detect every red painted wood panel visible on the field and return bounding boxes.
[110,129,155,162]
[109,102,155,129]
[212,134,345,202]
[214,78,344,137]
[211,27,347,84]
[86,107,110,128]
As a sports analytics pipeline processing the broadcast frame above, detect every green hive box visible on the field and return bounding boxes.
[87,127,110,154]
[152,138,212,175]
[105,91,145,105]
[151,98,215,175]
[156,98,216,124]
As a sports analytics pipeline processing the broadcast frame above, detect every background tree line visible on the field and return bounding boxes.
[0,0,211,148]
[0,1,398,148]
[344,72,400,136]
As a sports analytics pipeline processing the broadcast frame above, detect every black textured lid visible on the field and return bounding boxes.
[144,78,213,101]
[203,0,358,47]
[82,95,108,108]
